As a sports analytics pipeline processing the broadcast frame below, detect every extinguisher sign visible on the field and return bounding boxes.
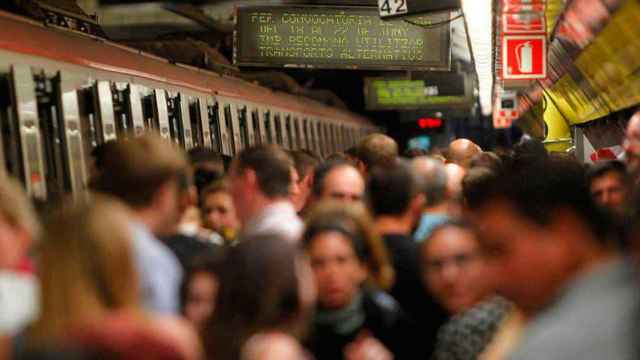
[502,35,546,80]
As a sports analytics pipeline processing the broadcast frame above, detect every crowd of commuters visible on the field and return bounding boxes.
[1,113,640,360]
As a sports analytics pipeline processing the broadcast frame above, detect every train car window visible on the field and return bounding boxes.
[274,112,284,146]
[302,118,310,151]
[265,110,276,144]
[315,120,324,157]
[166,94,184,146]
[284,114,294,150]
[223,104,238,156]
[0,75,15,178]
[293,116,302,150]
[34,72,67,201]
[207,101,222,153]
[251,107,262,145]
[237,105,248,150]
[111,83,131,138]
[189,97,204,148]
[153,89,171,140]
[8,65,48,200]
[214,99,231,156]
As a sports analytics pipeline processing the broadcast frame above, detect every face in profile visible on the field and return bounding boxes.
[422,225,491,314]
[184,271,218,330]
[202,190,240,235]
[307,231,367,310]
[470,201,575,315]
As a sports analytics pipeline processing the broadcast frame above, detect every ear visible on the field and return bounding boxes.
[356,160,367,176]
[547,207,594,248]
[302,173,314,188]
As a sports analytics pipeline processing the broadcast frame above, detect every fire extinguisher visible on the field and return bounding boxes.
[515,42,533,73]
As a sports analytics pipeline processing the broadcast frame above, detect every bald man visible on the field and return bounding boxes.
[624,111,640,181]
[447,139,482,168]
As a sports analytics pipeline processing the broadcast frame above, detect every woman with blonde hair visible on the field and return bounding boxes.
[20,196,201,359]
[302,202,416,360]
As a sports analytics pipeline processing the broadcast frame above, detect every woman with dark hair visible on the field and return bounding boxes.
[180,254,224,332]
[302,203,416,360]
[204,234,315,360]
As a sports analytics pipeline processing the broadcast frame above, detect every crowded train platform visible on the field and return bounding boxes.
[1,0,640,359]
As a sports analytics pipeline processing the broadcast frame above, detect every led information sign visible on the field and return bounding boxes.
[235,6,451,70]
[365,75,471,110]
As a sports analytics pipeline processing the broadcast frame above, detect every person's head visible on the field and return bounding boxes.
[354,134,399,175]
[228,145,293,223]
[445,163,466,201]
[470,151,503,171]
[205,234,315,360]
[312,160,365,203]
[367,161,424,225]
[302,203,393,310]
[462,167,497,210]
[181,255,223,332]
[30,196,139,346]
[0,176,40,270]
[447,139,481,168]
[587,161,630,214]
[467,157,613,315]
[188,147,225,195]
[199,179,239,237]
[512,135,548,165]
[411,157,448,209]
[91,134,190,236]
[624,111,640,176]
[290,150,321,212]
[421,220,491,314]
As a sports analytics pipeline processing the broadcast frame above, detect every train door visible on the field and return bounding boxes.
[221,98,241,155]
[109,83,145,138]
[250,104,265,145]
[314,120,324,157]
[152,89,171,140]
[308,118,319,156]
[283,113,293,150]
[213,97,232,156]
[293,115,304,150]
[5,65,47,200]
[264,108,276,145]
[92,81,118,144]
[57,73,90,200]
[302,118,311,151]
[237,103,255,148]
[189,96,210,149]
[288,114,299,150]
[274,111,285,148]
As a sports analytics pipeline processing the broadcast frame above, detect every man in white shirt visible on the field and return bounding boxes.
[229,145,303,243]
[92,135,187,314]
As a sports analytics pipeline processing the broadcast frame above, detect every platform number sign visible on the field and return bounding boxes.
[379,0,408,18]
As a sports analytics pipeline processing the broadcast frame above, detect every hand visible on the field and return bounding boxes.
[344,331,393,360]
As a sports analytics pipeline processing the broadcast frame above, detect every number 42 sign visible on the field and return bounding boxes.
[378,0,408,17]
[378,0,462,19]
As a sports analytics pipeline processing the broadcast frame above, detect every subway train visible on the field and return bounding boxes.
[0,9,377,203]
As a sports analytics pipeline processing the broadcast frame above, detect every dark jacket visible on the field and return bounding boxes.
[305,288,418,360]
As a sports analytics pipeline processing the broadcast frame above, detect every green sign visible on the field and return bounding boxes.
[365,77,472,110]
[235,6,451,70]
